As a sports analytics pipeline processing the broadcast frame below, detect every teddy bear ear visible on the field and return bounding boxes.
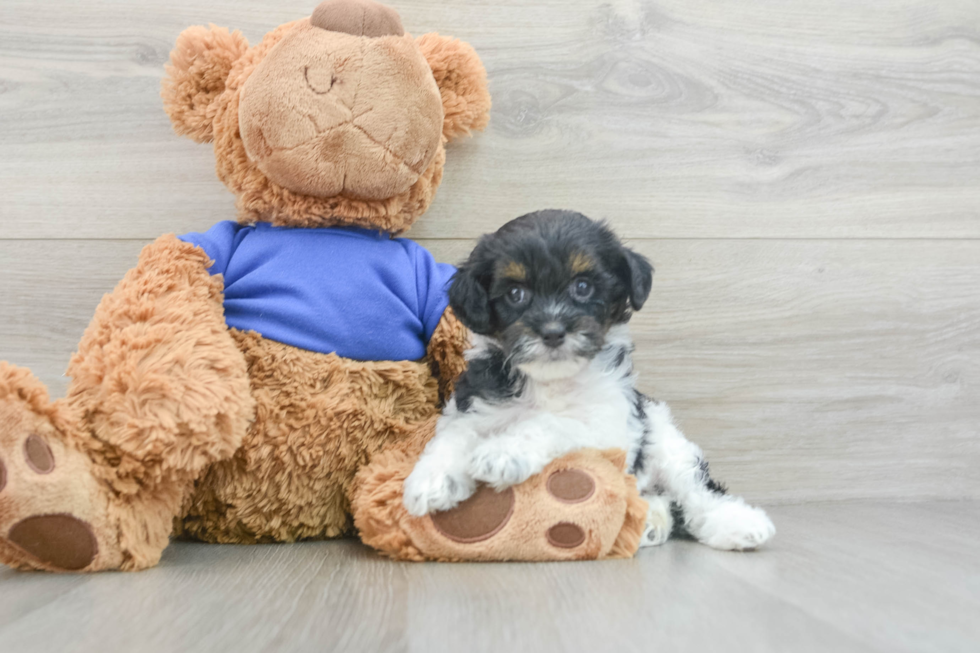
[162,24,249,143]
[415,33,491,143]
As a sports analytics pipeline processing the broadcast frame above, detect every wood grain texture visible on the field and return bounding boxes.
[1,238,977,503]
[0,0,978,239]
[1,4,979,647]
[0,1,978,501]
[0,501,977,653]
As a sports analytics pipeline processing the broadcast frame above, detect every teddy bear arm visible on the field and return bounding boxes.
[0,235,256,572]
[65,234,255,492]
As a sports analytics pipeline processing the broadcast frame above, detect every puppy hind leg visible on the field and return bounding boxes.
[645,403,775,551]
[638,494,672,548]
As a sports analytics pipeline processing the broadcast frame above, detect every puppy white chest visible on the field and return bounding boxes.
[522,370,634,448]
[531,381,574,413]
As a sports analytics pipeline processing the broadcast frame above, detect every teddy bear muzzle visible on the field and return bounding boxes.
[237,0,443,202]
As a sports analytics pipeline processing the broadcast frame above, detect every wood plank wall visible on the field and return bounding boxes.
[1,0,978,503]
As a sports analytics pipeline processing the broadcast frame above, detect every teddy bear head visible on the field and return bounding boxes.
[162,0,490,233]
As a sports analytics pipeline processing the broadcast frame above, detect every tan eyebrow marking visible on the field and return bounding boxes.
[501,261,527,281]
[570,252,594,274]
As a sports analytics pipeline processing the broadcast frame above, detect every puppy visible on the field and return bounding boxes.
[403,210,775,550]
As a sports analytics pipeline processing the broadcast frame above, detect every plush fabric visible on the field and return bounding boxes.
[0,235,254,571]
[0,0,642,572]
[238,21,443,201]
[311,0,404,37]
[174,328,443,544]
[0,364,122,572]
[178,221,456,360]
[161,6,491,233]
[353,443,647,562]
[416,34,492,142]
[162,24,250,144]
[0,234,455,570]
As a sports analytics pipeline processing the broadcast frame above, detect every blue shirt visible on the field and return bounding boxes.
[178,221,456,361]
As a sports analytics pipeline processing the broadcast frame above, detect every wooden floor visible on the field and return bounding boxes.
[0,501,976,653]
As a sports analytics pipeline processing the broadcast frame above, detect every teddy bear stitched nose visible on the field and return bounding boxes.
[310,0,404,37]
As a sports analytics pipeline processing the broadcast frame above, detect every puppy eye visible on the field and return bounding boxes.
[506,285,529,306]
[571,278,594,300]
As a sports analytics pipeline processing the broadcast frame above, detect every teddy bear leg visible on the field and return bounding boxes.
[0,364,125,571]
[353,430,648,562]
[0,235,254,572]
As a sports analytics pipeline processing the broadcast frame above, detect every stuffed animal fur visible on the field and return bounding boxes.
[0,0,644,571]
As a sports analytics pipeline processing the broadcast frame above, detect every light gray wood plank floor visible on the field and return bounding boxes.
[0,501,976,653]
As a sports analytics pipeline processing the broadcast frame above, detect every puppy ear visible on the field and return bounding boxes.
[619,247,654,311]
[162,25,249,143]
[448,264,493,335]
[415,33,491,143]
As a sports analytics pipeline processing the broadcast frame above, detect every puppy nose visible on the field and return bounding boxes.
[540,322,566,348]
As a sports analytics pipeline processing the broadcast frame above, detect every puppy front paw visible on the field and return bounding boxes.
[403,461,476,517]
[467,443,546,490]
[695,501,776,551]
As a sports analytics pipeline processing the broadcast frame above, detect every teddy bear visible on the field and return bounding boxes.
[0,0,644,572]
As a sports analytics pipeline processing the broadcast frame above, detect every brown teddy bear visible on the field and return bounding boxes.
[0,0,644,572]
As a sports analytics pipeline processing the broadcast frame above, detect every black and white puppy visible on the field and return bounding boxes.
[403,210,775,550]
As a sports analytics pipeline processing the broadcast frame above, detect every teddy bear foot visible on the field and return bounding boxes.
[355,448,648,562]
[0,365,122,572]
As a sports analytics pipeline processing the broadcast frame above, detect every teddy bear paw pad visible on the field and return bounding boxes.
[24,434,55,474]
[6,514,98,571]
[431,485,515,543]
[423,466,608,558]
[546,469,595,503]
[546,522,586,549]
[0,435,56,493]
